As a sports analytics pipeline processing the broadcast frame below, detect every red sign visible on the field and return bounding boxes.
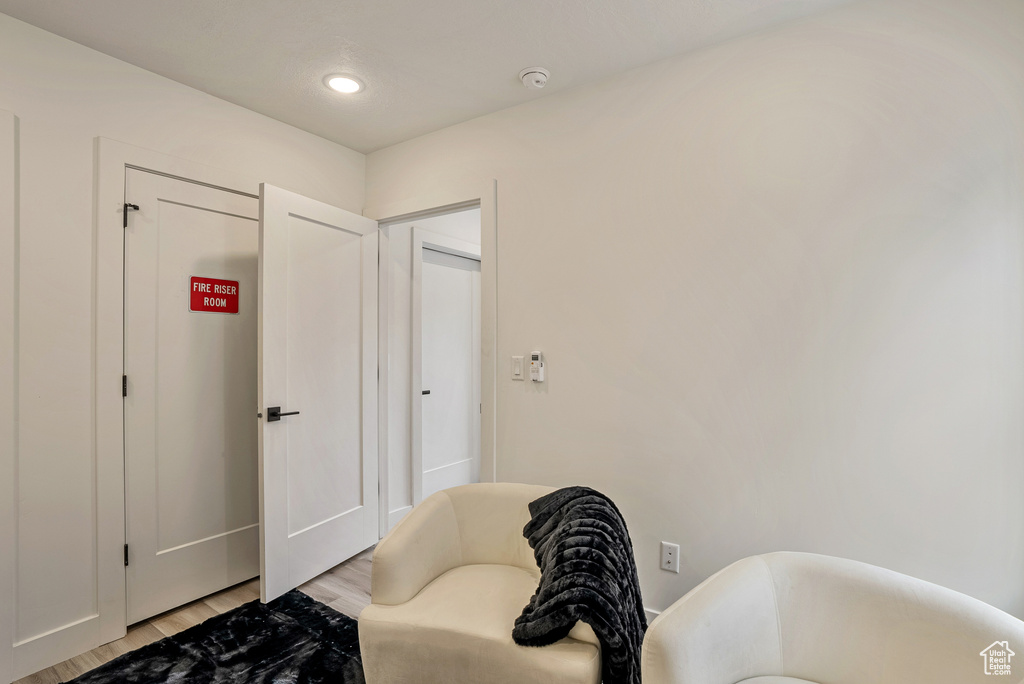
[190,276,240,314]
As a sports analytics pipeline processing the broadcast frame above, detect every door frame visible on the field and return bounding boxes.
[411,229,481,506]
[0,110,18,684]
[372,180,497,536]
[91,139,260,668]
[376,228,391,538]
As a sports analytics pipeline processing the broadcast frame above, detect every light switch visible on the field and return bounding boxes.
[512,356,524,380]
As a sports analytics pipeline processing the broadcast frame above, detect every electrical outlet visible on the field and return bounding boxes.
[660,542,680,573]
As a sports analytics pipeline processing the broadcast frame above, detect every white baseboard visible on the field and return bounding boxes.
[13,614,100,680]
[644,607,662,624]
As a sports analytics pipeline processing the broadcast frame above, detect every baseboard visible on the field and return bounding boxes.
[13,614,101,680]
[644,607,661,624]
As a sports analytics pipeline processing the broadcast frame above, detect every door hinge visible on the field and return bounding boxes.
[122,374,128,397]
[123,202,139,229]
[124,544,129,567]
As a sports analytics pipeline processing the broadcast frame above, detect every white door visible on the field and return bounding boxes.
[124,169,260,624]
[415,234,481,500]
[258,184,378,603]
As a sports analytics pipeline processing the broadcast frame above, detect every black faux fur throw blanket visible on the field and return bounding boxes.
[513,486,647,684]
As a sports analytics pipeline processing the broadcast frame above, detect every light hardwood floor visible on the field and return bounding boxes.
[15,547,374,684]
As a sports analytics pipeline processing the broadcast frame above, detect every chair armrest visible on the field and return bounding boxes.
[642,556,783,684]
[370,491,463,606]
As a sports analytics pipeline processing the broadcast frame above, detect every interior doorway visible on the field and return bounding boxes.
[378,206,482,530]
[123,168,260,624]
[122,172,381,618]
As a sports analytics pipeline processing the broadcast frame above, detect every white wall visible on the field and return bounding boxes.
[0,13,365,677]
[366,0,1024,616]
[383,209,480,528]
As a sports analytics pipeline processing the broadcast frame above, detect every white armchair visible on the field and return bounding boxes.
[358,483,601,684]
[642,551,1024,684]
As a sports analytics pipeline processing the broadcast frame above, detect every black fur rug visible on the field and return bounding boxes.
[70,591,364,684]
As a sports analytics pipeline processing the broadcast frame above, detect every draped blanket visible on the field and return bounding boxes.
[512,486,647,684]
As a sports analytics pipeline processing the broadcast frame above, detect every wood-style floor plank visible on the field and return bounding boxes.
[91,622,165,663]
[202,579,260,614]
[12,668,61,684]
[149,600,220,638]
[298,547,373,619]
[14,547,373,683]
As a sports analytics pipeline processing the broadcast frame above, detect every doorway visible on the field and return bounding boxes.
[122,168,260,624]
[378,207,482,530]
[89,144,496,683]
[91,141,387,675]
[123,172,382,618]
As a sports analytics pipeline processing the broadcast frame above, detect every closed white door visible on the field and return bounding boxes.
[258,184,379,603]
[124,169,259,624]
[420,247,481,499]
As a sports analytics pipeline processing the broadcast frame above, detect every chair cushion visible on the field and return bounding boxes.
[359,564,601,684]
[738,679,820,683]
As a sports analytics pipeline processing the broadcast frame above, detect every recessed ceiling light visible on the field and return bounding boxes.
[325,75,363,94]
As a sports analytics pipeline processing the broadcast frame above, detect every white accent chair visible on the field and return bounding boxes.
[358,483,602,684]
[642,551,1024,684]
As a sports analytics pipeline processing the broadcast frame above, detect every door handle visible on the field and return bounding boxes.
[422,390,431,395]
[267,406,300,422]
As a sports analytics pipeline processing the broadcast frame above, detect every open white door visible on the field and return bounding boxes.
[412,230,482,502]
[258,184,379,603]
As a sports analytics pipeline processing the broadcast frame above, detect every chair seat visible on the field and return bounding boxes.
[738,678,820,684]
[359,563,601,684]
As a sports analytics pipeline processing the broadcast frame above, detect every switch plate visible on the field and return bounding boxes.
[661,542,680,573]
[512,356,524,380]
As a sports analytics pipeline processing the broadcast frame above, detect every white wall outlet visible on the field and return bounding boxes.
[661,541,680,573]
[512,356,524,380]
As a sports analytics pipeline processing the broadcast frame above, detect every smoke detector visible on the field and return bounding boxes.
[519,67,549,90]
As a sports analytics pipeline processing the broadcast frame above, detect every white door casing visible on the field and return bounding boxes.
[0,110,18,684]
[123,169,260,624]
[412,229,481,505]
[258,183,379,603]
[376,228,392,539]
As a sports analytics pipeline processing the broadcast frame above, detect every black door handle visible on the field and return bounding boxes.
[267,406,300,422]
[422,390,431,395]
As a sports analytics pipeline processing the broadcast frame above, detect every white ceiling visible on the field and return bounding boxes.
[0,0,853,153]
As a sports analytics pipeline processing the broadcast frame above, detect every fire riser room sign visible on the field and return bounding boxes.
[190,276,240,314]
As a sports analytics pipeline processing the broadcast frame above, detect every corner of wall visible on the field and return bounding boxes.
[0,108,20,684]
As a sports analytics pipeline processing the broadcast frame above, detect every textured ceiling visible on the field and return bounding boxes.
[0,0,853,153]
